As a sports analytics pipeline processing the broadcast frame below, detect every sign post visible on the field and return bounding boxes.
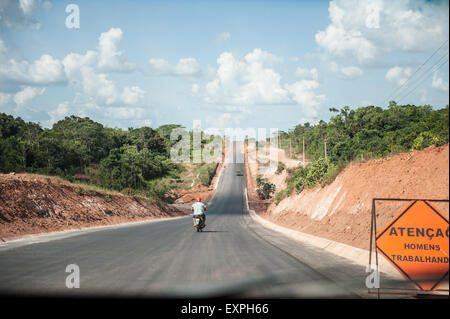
[369,198,449,297]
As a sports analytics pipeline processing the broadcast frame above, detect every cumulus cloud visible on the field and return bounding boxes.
[48,101,69,124]
[203,49,325,117]
[432,71,449,92]
[0,27,145,107]
[19,0,36,15]
[0,54,66,85]
[385,66,412,86]
[295,66,318,80]
[330,61,364,79]
[13,86,45,106]
[121,86,145,105]
[205,112,245,130]
[316,0,449,64]
[0,6,146,123]
[285,80,326,117]
[97,28,135,72]
[205,49,289,105]
[62,51,98,79]
[76,98,148,121]
[0,0,39,29]
[340,66,364,79]
[68,28,143,105]
[0,27,137,90]
[148,57,201,76]
[74,66,144,106]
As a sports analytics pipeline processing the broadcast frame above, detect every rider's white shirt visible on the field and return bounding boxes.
[192,202,206,215]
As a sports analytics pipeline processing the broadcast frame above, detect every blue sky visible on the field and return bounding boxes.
[0,0,448,131]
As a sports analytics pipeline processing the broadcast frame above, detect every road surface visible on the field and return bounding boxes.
[0,145,361,298]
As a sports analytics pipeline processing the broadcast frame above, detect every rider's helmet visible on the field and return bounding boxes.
[196,197,201,202]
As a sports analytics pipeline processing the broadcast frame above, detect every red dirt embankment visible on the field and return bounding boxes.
[0,174,187,239]
[0,153,225,239]
[247,144,449,250]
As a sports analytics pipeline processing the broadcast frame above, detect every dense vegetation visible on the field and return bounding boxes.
[256,175,276,200]
[275,103,449,204]
[0,113,219,202]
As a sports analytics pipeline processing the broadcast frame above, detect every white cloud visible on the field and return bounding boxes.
[62,51,98,79]
[217,32,231,41]
[0,54,65,85]
[330,61,364,79]
[206,112,245,129]
[59,31,144,106]
[121,86,145,105]
[148,58,170,73]
[105,106,146,120]
[174,58,201,75]
[385,66,412,85]
[0,8,145,121]
[203,49,325,117]
[13,86,45,106]
[79,67,118,105]
[285,80,326,117]
[295,66,318,80]
[204,49,289,105]
[244,48,283,66]
[74,67,144,106]
[0,0,39,29]
[97,28,135,72]
[48,101,69,124]
[76,99,147,121]
[0,28,135,87]
[432,71,449,92]
[78,67,145,106]
[316,0,449,64]
[340,66,364,79]
[148,57,201,76]
[19,0,35,15]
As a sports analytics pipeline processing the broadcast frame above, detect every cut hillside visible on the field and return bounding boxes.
[246,144,449,250]
[0,174,189,239]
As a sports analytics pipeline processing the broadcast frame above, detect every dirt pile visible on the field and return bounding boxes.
[174,185,214,204]
[246,144,449,250]
[0,174,188,239]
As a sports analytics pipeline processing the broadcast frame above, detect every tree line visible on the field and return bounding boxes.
[0,114,217,201]
[274,102,449,203]
[279,102,448,164]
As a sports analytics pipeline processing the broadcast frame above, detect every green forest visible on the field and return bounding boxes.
[275,102,449,203]
[0,114,218,203]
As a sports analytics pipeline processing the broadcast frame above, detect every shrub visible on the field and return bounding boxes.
[198,163,217,186]
[411,131,440,150]
[276,161,286,174]
[256,175,276,200]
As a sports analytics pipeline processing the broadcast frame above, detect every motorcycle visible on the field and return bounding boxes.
[193,215,205,232]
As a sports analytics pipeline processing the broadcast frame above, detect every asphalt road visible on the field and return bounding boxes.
[0,146,358,298]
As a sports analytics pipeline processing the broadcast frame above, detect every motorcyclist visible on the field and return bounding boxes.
[191,197,207,227]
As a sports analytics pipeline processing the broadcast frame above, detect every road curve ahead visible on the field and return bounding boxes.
[0,144,356,298]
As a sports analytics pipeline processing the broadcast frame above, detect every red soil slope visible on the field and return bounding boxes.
[0,174,187,239]
[249,144,449,250]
